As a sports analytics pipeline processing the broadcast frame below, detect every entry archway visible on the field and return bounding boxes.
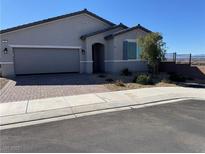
[92,43,105,73]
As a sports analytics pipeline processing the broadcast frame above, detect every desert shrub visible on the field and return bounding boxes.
[121,68,132,76]
[169,73,186,82]
[161,79,171,83]
[134,74,153,85]
[115,80,126,87]
[132,75,138,83]
[105,78,114,82]
[138,32,166,74]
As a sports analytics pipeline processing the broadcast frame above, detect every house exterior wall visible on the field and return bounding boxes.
[105,39,114,72]
[0,13,111,76]
[113,29,148,60]
[0,63,14,77]
[106,60,148,73]
[0,10,152,77]
[107,29,149,73]
[84,27,124,73]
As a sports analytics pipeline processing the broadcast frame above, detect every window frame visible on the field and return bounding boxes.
[123,39,141,60]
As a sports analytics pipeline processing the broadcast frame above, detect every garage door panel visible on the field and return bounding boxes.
[14,48,80,75]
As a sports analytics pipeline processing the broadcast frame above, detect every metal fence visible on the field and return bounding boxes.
[191,54,205,65]
[163,53,205,65]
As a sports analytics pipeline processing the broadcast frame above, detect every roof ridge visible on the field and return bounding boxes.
[80,23,128,40]
[0,9,115,34]
[104,24,152,39]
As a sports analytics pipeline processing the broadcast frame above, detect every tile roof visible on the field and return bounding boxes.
[104,24,152,40]
[80,23,128,40]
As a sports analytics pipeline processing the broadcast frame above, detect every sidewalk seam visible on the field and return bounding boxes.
[94,94,110,103]
[25,100,29,113]
[70,106,77,118]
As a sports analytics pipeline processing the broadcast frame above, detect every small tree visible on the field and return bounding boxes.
[138,32,166,74]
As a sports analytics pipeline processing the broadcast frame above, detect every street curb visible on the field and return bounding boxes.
[0,97,199,130]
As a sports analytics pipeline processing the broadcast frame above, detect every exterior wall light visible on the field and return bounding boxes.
[2,40,8,43]
[82,49,85,55]
[3,48,8,54]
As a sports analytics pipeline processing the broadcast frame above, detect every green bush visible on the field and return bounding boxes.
[169,73,186,82]
[134,74,153,85]
[132,75,138,83]
[121,68,132,76]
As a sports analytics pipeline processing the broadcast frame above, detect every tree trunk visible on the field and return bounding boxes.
[153,63,159,74]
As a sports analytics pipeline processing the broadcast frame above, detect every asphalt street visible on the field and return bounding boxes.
[1,99,205,152]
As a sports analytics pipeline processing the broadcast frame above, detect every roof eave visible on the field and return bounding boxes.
[104,34,114,40]
[80,23,128,40]
[104,24,152,40]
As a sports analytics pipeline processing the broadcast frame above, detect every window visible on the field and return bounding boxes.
[136,39,142,59]
[123,39,141,60]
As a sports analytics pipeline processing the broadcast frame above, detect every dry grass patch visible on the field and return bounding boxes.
[115,80,126,87]
[106,81,177,91]
[104,73,177,91]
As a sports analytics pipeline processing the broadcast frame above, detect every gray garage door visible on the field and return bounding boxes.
[14,48,80,75]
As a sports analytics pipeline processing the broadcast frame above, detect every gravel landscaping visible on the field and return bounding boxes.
[0,77,9,90]
[101,73,177,91]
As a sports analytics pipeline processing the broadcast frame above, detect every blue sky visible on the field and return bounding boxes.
[0,0,205,54]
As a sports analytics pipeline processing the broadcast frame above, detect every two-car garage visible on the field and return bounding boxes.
[13,46,80,75]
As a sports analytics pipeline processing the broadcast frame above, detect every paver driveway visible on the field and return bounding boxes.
[0,74,110,103]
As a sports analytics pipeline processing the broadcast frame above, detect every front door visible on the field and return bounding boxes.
[92,43,105,73]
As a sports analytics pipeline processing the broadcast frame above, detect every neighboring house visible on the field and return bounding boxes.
[0,9,151,77]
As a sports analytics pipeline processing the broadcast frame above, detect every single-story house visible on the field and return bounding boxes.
[0,9,152,77]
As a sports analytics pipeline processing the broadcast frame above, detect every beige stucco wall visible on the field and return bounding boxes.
[84,28,149,74]
[84,27,125,73]
[1,64,15,77]
[85,27,124,59]
[1,14,109,46]
[0,13,111,76]
[113,29,148,60]
[106,60,148,73]
[105,29,149,73]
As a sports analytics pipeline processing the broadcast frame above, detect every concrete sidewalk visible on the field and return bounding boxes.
[0,87,205,130]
